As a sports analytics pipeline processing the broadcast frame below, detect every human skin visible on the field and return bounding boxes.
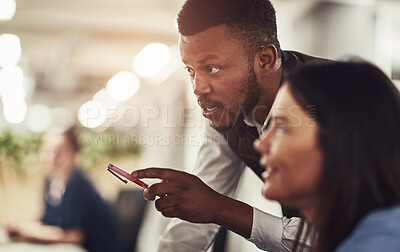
[180,24,282,129]
[4,221,84,244]
[131,24,284,239]
[40,132,76,180]
[254,84,323,222]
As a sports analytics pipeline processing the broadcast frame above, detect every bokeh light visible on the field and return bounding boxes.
[78,100,107,128]
[106,71,140,102]
[27,104,53,133]
[0,33,21,67]
[93,88,118,109]
[132,43,170,78]
[3,100,27,124]
[0,65,25,105]
[0,0,16,21]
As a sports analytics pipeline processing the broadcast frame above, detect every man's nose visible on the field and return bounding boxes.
[192,75,211,96]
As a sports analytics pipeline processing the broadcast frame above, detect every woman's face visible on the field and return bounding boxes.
[254,84,323,211]
[40,132,76,175]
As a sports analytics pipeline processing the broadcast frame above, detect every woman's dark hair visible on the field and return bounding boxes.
[45,126,80,152]
[285,61,400,252]
[62,126,80,152]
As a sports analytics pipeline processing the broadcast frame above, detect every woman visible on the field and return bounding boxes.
[254,61,400,252]
[5,127,119,252]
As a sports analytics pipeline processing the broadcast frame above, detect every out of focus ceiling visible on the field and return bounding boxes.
[0,0,184,101]
[0,0,398,99]
[2,0,182,38]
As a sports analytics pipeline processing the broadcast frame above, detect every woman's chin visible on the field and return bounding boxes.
[262,185,276,201]
[262,185,290,206]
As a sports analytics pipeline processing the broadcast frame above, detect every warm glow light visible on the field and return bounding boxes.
[106,71,140,102]
[93,88,118,109]
[0,0,16,21]
[132,43,170,78]
[0,65,25,105]
[27,104,53,133]
[78,100,107,128]
[3,100,27,124]
[0,33,21,67]
[23,74,36,101]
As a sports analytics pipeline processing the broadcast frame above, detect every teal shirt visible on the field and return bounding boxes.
[42,170,119,252]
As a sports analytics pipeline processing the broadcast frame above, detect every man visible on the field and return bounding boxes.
[131,0,327,251]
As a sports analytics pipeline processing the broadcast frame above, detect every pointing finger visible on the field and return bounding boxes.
[131,167,184,181]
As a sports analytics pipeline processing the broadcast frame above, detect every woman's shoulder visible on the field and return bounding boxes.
[335,205,400,252]
[67,170,98,194]
[360,205,400,227]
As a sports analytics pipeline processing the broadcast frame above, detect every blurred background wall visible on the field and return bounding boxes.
[0,0,399,251]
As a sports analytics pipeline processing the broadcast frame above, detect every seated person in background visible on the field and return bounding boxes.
[4,126,118,252]
[254,61,400,252]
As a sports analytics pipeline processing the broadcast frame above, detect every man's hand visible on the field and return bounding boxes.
[131,168,222,224]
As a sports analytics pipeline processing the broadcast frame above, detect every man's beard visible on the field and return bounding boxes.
[211,68,261,132]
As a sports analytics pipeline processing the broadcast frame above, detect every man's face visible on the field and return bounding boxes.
[179,25,261,132]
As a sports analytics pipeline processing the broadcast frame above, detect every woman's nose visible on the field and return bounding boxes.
[254,130,272,155]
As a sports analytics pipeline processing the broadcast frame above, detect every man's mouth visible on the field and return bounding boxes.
[202,106,218,119]
[199,101,219,119]
[203,106,217,112]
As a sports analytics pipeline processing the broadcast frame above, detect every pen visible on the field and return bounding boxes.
[107,162,149,189]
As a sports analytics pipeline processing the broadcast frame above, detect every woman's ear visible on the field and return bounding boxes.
[255,44,279,73]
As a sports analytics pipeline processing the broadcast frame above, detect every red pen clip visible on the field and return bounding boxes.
[107,162,148,189]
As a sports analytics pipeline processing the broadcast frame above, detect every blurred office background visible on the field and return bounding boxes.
[0,0,399,251]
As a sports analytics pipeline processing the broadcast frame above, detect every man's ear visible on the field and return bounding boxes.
[255,44,279,73]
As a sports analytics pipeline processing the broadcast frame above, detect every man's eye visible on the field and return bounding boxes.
[185,67,195,77]
[206,66,220,74]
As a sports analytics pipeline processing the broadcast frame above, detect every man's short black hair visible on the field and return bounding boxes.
[177,0,281,57]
